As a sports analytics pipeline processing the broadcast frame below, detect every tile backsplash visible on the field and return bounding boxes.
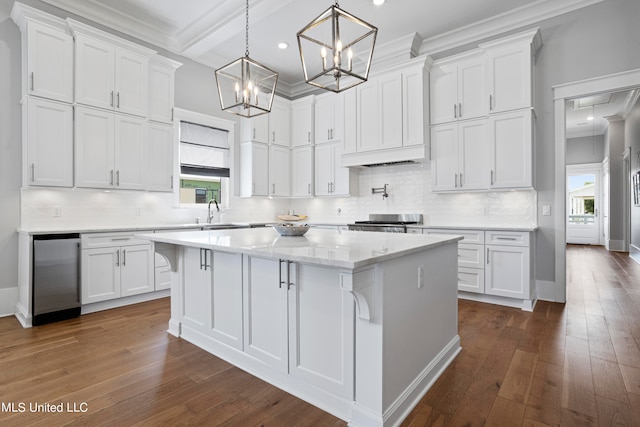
[21,162,536,230]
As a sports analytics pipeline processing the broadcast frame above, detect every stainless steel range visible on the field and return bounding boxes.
[348,214,423,233]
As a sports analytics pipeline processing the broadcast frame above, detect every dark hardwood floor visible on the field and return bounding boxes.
[1,245,640,426]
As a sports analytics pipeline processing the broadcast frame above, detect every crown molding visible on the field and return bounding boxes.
[419,0,605,56]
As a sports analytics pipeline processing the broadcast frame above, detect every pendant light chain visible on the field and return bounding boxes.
[245,0,250,57]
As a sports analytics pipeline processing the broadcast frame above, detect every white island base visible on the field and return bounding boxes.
[141,228,461,427]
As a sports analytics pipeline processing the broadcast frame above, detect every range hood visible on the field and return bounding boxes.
[341,144,427,168]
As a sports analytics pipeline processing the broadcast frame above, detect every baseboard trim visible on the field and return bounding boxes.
[608,239,626,252]
[535,280,565,303]
[0,287,18,318]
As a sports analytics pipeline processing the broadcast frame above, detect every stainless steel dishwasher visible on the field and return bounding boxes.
[33,233,81,326]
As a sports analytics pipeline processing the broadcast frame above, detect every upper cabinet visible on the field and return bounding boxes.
[430,51,485,125]
[315,92,344,144]
[241,96,291,146]
[481,28,542,114]
[148,56,182,124]
[291,96,315,148]
[69,19,156,117]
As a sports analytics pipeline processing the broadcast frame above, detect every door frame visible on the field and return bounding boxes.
[553,68,640,304]
[565,163,602,245]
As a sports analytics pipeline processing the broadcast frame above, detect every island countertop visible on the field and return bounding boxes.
[137,227,462,269]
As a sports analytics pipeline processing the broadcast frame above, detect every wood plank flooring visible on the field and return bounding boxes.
[1,244,639,426]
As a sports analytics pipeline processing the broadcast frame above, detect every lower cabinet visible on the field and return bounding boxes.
[417,228,534,309]
[81,232,154,304]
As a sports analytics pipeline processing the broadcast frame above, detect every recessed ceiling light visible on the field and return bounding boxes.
[587,116,594,121]
[373,0,385,5]
[278,42,288,50]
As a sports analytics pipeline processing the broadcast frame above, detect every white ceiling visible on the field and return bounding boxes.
[565,90,640,139]
[37,0,603,96]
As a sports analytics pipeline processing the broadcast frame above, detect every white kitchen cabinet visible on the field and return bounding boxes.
[75,106,146,190]
[482,28,541,114]
[269,144,291,197]
[181,246,211,332]
[291,96,314,147]
[431,119,488,192]
[314,92,343,144]
[291,146,314,197]
[241,96,290,146]
[430,51,485,125]
[356,72,403,152]
[81,232,153,304]
[73,29,153,117]
[148,55,182,124]
[315,142,358,197]
[488,109,533,189]
[146,122,174,192]
[244,256,289,372]
[212,251,244,350]
[240,141,269,197]
[288,262,355,398]
[485,244,530,300]
[23,97,73,187]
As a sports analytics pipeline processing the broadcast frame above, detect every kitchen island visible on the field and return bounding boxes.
[138,227,462,427]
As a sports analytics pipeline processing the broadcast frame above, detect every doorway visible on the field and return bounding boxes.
[566,164,601,245]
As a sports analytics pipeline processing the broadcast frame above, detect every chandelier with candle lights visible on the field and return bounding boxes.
[297,1,377,93]
[215,0,278,117]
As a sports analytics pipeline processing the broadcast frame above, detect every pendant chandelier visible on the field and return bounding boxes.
[297,1,377,93]
[215,0,278,117]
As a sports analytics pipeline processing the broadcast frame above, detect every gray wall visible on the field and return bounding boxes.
[608,119,625,244]
[566,135,605,165]
[628,100,640,248]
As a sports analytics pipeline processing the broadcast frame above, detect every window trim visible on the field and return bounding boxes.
[172,108,236,209]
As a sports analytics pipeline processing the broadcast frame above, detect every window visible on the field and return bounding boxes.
[179,121,230,206]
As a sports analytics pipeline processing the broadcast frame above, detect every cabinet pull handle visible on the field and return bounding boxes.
[272,131,275,142]
[308,183,311,194]
[286,260,293,290]
[30,72,34,91]
[454,173,458,188]
[171,107,174,122]
[459,103,462,118]
[272,183,275,194]
[116,249,120,267]
[117,92,120,109]
[199,248,204,270]
[279,259,285,288]
[308,131,311,142]
[454,104,457,118]
[111,91,114,107]
[489,94,493,111]
[170,175,174,189]
[111,237,130,241]
[110,170,114,185]
[116,170,120,186]
[487,248,490,264]
[496,237,517,241]
[328,182,330,193]
[490,170,494,186]
[122,249,126,266]
[253,128,256,139]
[203,249,210,270]
[31,163,35,182]
[460,172,463,187]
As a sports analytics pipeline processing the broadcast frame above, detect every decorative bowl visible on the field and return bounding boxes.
[272,223,310,236]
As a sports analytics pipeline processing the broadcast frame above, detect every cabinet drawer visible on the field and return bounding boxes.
[458,267,484,294]
[485,230,529,246]
[458,243,484,268]
[81,231,152,248]
[423,228,484,244]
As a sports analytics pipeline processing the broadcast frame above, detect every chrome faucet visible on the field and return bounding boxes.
[371,184,389,199]
[207,199,220,223]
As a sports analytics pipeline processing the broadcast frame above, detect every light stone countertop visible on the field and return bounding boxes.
[137,227,462,269]
[407,224,539,232]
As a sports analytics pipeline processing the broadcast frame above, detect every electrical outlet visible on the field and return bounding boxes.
[52,206,62,217]
[542,205,551,216]
[418,265,424,288]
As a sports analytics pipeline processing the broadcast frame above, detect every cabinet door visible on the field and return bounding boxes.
[181,247,211,331]
[244,256,289,372]
[211,252,243,350]
[457,59,485,120]
[114,48,148,117]
[458,267,485,294]
[291,146,314,197]
[25,97,73,187]
[288,263,354,398]
[379,73,403,150]
[486,45,532,113]
[120,244,154,297]
[81,247,120,304]
[356,79,379,152]
[245,114,269,143]
[485,245,529,299]
[240,142,268,197]
[489,109,532,189]
[26,20,73,103]
[314,143,333,196]
[315,93,342,143]
[75,34,115,110]
[291,100,314,147]
[429,63,458,125]
[114,114,146,190]
[458,120,488,190]
[269,100,290,147]
[146,122,174,192]
[430,124,458,191]
[402,67,426,147]
[331,142,351,196]
[75,106,115,189]
[148,62,175,123]
[269,145,291,197]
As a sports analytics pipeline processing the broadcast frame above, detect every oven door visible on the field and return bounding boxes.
[348,224,407,233]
